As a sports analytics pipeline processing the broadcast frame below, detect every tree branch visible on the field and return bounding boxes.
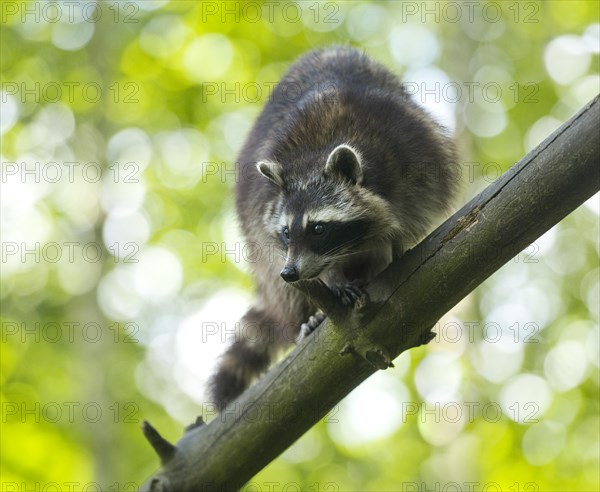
[139,95,599,492]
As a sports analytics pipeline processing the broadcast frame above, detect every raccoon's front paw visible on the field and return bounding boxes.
[297,310,326,341]
[330,284,368,307]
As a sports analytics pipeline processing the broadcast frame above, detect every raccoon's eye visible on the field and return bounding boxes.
[282,227,290,240]
[312,223,325,235]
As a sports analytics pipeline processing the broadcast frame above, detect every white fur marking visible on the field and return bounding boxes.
[325,143,363,182]
[307,206,361,224]
[280,213,293,231]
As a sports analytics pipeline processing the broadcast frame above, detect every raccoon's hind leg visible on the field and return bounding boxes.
[297,310,326,341]
[208,307,290,412]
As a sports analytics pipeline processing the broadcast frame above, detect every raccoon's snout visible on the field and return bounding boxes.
[280,264,299,283]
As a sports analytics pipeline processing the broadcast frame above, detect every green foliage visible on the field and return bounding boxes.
[1,1,598,490]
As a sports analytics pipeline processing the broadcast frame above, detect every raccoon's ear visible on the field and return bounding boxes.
[256,161,284,187]
[325,144,363,185]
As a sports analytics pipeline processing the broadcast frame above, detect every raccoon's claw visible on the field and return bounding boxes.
[330,284,367,307]
[297,310,326,341]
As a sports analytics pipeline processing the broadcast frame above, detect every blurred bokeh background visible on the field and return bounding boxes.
[1,1,599,490]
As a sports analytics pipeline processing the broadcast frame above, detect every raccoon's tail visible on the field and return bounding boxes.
[208,308,287,412]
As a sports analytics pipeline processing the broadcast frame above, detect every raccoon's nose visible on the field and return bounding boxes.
[280,265,299,283]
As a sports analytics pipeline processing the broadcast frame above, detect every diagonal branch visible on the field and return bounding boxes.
[139,95,599,492]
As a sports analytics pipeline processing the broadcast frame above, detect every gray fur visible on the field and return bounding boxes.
[208,46,460,411]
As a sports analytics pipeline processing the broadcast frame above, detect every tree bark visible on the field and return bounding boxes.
[140,95,600,492]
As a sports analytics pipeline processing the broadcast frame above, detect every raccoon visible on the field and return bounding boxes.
[208,46,459,411]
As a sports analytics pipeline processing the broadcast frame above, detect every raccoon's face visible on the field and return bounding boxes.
[257,145,398,283]
[276,207,371,282]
